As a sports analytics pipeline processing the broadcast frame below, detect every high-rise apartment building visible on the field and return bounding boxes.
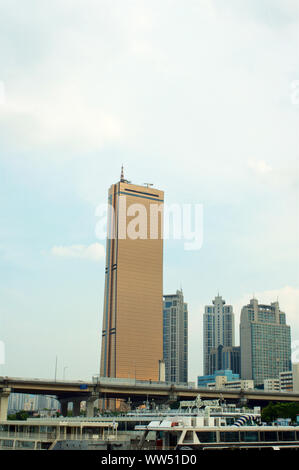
[240,298,291,386]
[163,289,188,384]
[100,169,164,381]
[208,345,240,376]
[203,295,235,375]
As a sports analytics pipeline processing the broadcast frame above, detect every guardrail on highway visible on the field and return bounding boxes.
[95,377,195,388]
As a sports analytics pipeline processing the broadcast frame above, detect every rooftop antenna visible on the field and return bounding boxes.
[120,164,125,182]
[120,165,131,184]
[144,183,153,188]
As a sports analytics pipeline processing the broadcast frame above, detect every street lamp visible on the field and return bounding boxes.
[54,356,58,382]
[63,366,68,380]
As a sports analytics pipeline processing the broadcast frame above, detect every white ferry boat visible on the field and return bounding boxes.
[134,398,299,450]
[1,395,298,450]
[0,419,128,450]
[136,419,299,450]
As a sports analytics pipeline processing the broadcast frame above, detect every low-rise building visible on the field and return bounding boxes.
[264,378,280,392]
[279,370,293,392]
[207,377,254,390]
[292,363,299,392]
[198,369,240,388]
[262,365,299,392]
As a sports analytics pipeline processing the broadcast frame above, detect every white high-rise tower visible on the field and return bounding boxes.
[203,294,235,375]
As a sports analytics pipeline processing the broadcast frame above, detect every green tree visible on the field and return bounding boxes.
[261,402,299,423]
[15,410,29,420]
[8,410,29,421]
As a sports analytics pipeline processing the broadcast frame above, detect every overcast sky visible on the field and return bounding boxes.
[0,0,298,383]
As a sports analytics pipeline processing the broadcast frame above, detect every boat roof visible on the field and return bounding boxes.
[0,419,115,428]
[137,422,298,432]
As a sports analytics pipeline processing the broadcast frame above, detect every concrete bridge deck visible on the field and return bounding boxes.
[1,376,299,419]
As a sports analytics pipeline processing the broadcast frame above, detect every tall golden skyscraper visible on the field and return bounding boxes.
[100,168,164,381]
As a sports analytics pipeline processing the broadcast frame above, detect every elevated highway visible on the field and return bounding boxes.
[1,376,299,419]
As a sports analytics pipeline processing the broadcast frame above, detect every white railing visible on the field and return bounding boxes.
[0,431,56,440]
[0,430,120,441]
[96,377,195,389]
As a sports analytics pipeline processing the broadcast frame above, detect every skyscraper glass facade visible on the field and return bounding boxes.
[100,174,164,381]
[240,299,291,386]
[163,290,188,384]
[203,295,235,375]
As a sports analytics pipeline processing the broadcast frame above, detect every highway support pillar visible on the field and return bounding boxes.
[72,399,81,417]
[0,388,11,420]
[239,391,248,408]
[86,395,97,418]
[167,385,178,406]
[59,399,69,417]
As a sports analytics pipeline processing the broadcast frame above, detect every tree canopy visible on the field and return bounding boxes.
[261,402,299,423]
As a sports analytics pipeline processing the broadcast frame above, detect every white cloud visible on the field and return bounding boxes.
[0,81,5,105]
[248,159,272,174]
[51,243,105,261]
[0,90,125,152]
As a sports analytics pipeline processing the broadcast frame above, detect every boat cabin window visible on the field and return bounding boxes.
[196,431,216,443]
[240,431,258,442]
[278,431,296,441]
[1,439,13,448]
[261,431,278,442]
[220,431,239,442]
[15,440,35,449]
